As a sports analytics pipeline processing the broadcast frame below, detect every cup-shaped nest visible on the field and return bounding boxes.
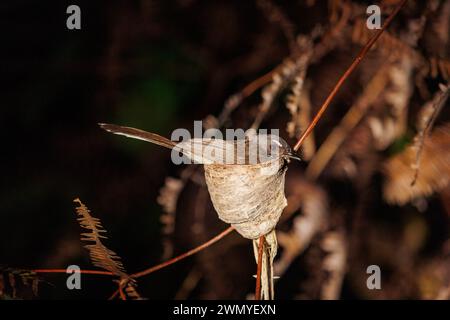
[204,157,287,239]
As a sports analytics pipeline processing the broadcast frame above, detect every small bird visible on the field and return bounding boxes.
[99,123,299,240]
[98,123,301,165]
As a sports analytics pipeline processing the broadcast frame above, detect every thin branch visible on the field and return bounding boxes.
[33,269,113,276]
[255,236,264,300]
[109,288,120,300]
[305,64,391,180]
[130,226,235,279]
[293,0,408,152]
[220,70,275,125]
[118,286,126,300]
[33,226,234,286]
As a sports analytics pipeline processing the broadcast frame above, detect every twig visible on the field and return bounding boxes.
[305,64,391,180]
[220,70,275,125]
[34,227,235,282]
[108,288,120,300]
[255,236,264,300]
[33,269,113,276]
[256,0,297,54]
[293,0,408,152]
[105,227,234,299]
[118,285,126,300]
[130,226,234,279]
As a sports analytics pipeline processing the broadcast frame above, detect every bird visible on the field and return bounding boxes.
[98,123,299,240]
[98,123,301,166]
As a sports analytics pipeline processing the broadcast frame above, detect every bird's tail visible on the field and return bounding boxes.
[99,123,176,149]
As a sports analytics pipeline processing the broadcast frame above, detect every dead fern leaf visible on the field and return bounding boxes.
[411,84,450,185]
[274,181,328,276]
[320,230,347,300]
[251,36,313,130]
[351,18,424,63]
[157,177,184,260]
[74,198,128,279]
[383,124,450,205]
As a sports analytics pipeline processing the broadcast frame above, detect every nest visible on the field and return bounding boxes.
[204,157,288,239]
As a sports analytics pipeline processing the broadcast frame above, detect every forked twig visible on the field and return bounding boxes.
[293,0,408,152]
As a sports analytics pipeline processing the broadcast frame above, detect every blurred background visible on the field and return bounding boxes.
[1,0,449,299]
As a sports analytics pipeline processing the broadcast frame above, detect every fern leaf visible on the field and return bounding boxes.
[383,124,450,205]
[74,198,128,278]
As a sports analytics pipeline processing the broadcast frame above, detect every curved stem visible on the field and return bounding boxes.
[33,269,113,276]
[33,227,234,283]
[130,226,235,279]
[293,0,408,152]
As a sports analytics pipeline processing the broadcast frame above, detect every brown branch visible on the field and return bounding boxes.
[118,286,126,300]
[293,0,408,152]
[241,70,277,100]
[220,69,275,125]
[33,269,113,276]
[108,288,120,300]
[255,236,264,300]
[34,226,234,281]
[305,64,391,180]
[130,226,235,279]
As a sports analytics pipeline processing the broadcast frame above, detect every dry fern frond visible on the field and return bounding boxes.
[286,76,306,138]
[286,80,316,160]
[274,181,328,276]
[256,0,297,53]
[157,177,184,218]
[74,198,128,279]
[320,230,347,300]
[351,18,424,63]
[411,84,450,185]
[251,37,313,130]
[305,63,392,180]
[424,57,450,82]
[368,55,415,149]
[383,124,450,205]
[157,177,184,260]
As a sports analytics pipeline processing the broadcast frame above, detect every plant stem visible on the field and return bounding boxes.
[131,226,235,279]
[33,226,235,281]
[33,269,113,276]
[255,236,265,300]
[293,0,408,152]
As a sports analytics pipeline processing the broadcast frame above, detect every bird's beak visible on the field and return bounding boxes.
[288,150,302,162]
